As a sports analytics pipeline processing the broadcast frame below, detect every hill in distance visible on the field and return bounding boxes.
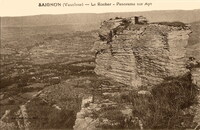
[1,9,200,31]
[1,9,200,60]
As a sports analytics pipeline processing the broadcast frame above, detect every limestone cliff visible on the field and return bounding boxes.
[75,16,199,130]
[94,16,191,89]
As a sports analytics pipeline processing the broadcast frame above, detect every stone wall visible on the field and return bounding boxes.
[94,17,191,89]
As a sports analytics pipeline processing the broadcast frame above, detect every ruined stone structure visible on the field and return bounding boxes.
[94,16,191,89]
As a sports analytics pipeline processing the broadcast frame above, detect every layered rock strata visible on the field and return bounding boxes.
[94,17,191,89]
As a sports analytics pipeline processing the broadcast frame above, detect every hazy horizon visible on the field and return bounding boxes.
[1,8,200,18]
[1,0,200,17]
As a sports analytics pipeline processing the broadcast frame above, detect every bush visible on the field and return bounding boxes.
[26,97,80,129]
[153,21,187,28]
[99,109,125,129]
[129,73,198,129]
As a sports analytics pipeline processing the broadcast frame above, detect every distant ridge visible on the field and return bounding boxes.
[1,9,200,31]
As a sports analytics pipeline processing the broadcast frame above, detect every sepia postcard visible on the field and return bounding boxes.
[0,0,200,129]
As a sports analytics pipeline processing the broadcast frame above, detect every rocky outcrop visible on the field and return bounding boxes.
[0,110,17,130]
[73,78,148,130]
[73,96,98,130]
[74,17,199,129]
[16,105,30,130]
[192,68,200,88]
[94,16,191,89]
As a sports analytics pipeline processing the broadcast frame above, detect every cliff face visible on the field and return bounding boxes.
[94,17,191,89]
[74,17,199,129]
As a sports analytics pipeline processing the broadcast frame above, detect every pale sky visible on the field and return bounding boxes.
[0,0,200,16]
